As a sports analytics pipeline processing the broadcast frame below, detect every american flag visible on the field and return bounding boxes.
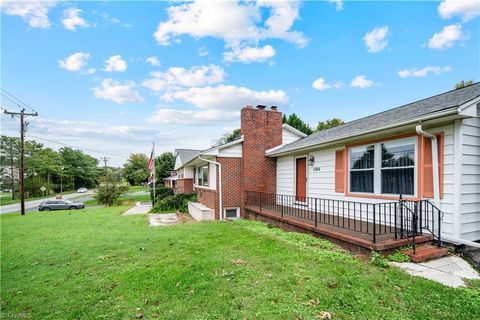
[148,147,155,182]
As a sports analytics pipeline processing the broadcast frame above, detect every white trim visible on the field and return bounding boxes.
[453,119,463,239]
[458,96,480,117]
[200,137,244,156]
[224,207,240,220]
[282,123,308,138]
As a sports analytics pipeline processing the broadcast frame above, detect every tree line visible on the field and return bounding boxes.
[0,135,176,200]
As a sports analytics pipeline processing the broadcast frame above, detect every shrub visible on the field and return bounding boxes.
[150,186,174,204]
[95,175,128,206]
[152,193,197,213]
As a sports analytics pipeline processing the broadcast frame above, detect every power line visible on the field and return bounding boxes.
[27,134,129,159]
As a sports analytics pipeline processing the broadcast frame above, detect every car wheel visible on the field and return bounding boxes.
[43,207,50,211]
[69,206,77,210]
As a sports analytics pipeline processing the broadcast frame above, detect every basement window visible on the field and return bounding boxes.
[224,208,240,220]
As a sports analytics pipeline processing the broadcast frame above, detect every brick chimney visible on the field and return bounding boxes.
[241,105,283,195]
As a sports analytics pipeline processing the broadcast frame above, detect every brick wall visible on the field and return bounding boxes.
[195,187,217,216]
[218,157,243,217]
[241,106,282,196]
[177,178,193,194]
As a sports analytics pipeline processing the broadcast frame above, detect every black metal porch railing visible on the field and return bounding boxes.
[244,191,443,248]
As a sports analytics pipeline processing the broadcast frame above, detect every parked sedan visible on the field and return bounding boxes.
[39,199,85,211]
[77,188,88,193]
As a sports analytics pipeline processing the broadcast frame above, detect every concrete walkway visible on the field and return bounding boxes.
[123,203,152,216]
[391,256,480,287]
[148,213,179,226]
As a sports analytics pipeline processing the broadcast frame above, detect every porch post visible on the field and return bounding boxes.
[373,204,376,244]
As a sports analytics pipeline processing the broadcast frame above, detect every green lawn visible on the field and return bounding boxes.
[0,191,76,206]
[127,185,149,193]
[1,207,479,319]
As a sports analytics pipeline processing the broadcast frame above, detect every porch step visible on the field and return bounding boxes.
[402,245,448,263]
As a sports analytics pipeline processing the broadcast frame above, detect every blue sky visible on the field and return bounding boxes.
[1,0,479,165]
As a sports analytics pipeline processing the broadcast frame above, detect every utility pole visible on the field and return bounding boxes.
[4,108,38,215]
[100,156,110,169]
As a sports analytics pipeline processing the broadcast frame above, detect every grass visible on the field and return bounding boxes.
[127,185,149,193]
[1,208,479,319]
[0,191,76,206]
[83,193,151,206]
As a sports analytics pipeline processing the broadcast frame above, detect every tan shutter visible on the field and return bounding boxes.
[335,149,345,193]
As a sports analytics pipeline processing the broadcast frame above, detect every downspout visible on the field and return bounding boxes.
[416,124,440,206]
[198,157,223,221]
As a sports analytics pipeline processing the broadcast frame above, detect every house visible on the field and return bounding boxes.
[174,84,480,250]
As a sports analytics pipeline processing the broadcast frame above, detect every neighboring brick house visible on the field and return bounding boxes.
[173,106,306,220]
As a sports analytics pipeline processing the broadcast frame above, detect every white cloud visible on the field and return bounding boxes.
[312,78,342,91]
[350,75,374,88]
[398,66,453,78]
[146,56,160,66]
[153,0,306,62]
[428,24,467,50]
[101,12,131,27]
[103,55,127,72]
[58,52,91,72]
[363,26,389,53]
[62,8,90,31]
[223,45,276,63]
[147,108,240,125]
[1,0,56,28]
[93,79,143,104]
[143,64,225,91]
[161,85,288,110]
[198,47,209,56]
[330,0,343,11]
[87,68,96,75]
[438,0,480,22]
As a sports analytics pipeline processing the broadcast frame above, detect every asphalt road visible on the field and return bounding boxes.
[0,191,94,214]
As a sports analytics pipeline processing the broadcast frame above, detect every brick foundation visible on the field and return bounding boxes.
[177,178,193,193]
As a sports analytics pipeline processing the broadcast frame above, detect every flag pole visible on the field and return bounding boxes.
[153,142,156,206]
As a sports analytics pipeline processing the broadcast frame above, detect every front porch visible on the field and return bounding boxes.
[245,192,443,252]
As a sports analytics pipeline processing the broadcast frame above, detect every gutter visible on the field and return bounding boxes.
[416,124,440,206]
[198,157,223,221]
[267,107,459,157]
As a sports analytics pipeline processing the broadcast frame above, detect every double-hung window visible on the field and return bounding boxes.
[349,137,416,196]
[198,165,209,187]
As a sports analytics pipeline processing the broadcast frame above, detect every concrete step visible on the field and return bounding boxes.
[402,245,448,263]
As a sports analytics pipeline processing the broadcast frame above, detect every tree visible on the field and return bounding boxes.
[455,80,474,89]
[316,118,344,131]
[155,152,175,181]
[212,128,242,146]
[122,153,149,185]
[282,113,313,135]
[0,135,20,199]
[59,147,100,190]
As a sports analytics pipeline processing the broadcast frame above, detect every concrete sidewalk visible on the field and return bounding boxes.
[123,203,152,216]
[391,255,479,287]
[148,213,179,226]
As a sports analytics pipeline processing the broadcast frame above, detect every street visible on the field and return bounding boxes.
[0,191,94,214]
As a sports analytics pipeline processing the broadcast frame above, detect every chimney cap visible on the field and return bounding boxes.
[256,105,267,110]
[270,106,278,111]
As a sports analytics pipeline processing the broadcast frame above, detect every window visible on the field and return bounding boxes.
[225,208,239,219]
[198,165,208,187]
[349,137,416,196]
[349,144,375,193]
[381,140,415,195]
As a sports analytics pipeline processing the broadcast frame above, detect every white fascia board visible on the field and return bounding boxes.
[458,96,480,117]
[200,137,244,156]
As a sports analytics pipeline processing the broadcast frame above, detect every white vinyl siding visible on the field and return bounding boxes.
[460,117,480,241]
[218,142,243,157]
[277,156,294,196]
[282,128,303,145]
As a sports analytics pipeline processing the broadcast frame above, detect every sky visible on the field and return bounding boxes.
[1,0,479,166]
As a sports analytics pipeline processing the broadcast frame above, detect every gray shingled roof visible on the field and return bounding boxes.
[268,83,480,156]
[175,149,202,165]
